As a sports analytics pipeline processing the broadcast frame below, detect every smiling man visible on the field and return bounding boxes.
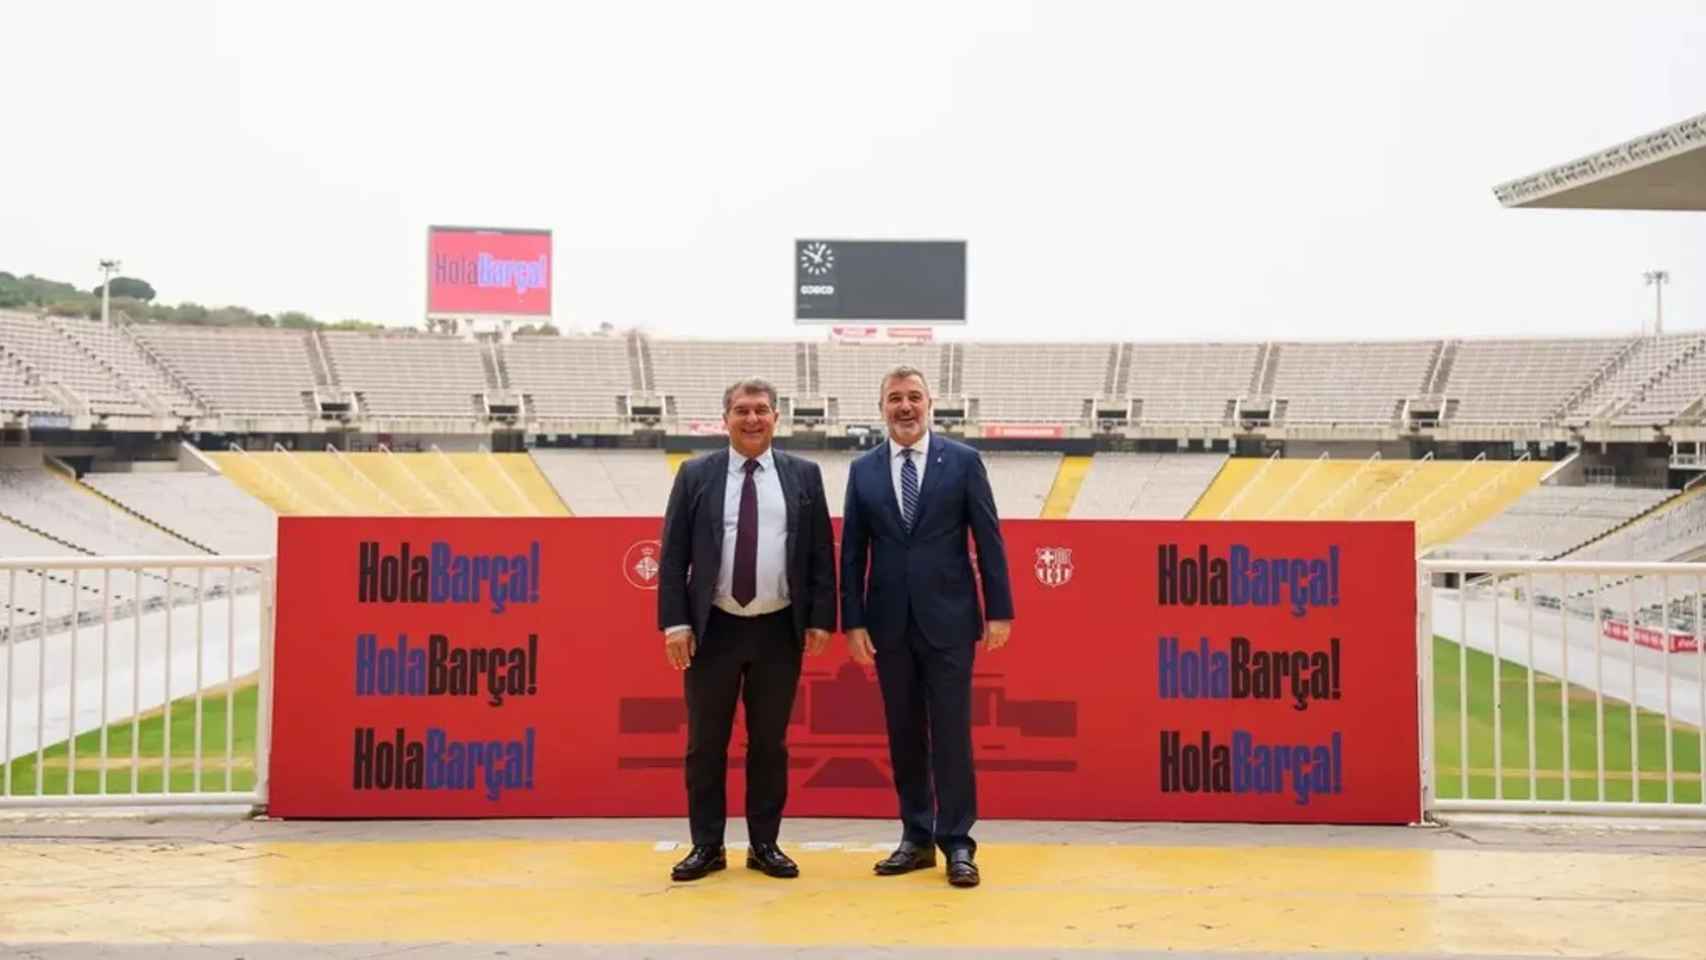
[657,378,836,882]
[840,365,1014,888]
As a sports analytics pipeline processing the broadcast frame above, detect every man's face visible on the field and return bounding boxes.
[881,374,931,447]
[724,388,778,459]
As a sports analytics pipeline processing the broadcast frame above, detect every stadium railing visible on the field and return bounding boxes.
[0,555,274,810]
[1420,558,1706,818]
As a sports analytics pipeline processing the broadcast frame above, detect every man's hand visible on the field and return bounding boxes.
[980,620,1012,652]
[804,628,830,656]
[664,629,695,670]
[847,627,876,664]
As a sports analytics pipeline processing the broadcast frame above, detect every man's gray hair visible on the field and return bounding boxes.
[879,364,931,401]
[723,377,778,414]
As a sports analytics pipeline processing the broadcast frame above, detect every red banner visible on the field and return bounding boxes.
[427,226,552,316]
[1600,617,1700,653]
[269,517,1419,823]
[982,424,1066,439]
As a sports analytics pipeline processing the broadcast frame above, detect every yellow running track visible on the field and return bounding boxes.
[4,830,1704,957]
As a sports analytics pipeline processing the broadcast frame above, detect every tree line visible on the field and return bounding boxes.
[0,270,560,336]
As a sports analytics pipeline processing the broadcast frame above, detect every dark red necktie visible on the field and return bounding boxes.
[732,458,759,607]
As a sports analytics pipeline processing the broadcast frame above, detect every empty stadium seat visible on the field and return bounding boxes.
[529,449,673,516]
[1444,337,1630,424]
[55,318,203,417]
[0,312,151,417]
[649,339,800,422]
[321,332,488,420]
[82,472,278,556]
[131,325,317,418]
[817,342,945,424]
[960,343,1109,423]
[1127,343,1262,424]
[1270,340,1435,424]
[983,452,1063,519]
[502,336,633,420]
[1069,453,1226,518]
[1446,485,1672,559]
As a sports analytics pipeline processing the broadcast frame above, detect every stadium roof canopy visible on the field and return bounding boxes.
[1493,111,1706,210]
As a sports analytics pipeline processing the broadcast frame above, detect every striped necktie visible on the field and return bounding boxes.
[900,448,919,531]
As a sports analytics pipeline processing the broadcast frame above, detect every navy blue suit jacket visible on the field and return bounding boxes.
[840,435,1014,648]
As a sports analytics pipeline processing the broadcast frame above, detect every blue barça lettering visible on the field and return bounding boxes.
[1159,730,1343,805]
[354,633,539,706]
[1156,636,1342,710]
[432,254,548,294]
[357,540,541,613]
[352,726,536,801]
[477,253,548,294]
[1156,544,1340,617]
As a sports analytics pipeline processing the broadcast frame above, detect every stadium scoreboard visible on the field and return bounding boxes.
[427,226,553,321]
[794,239,966,323]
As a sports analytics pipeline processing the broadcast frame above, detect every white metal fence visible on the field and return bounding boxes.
[1421,559,1706,818]
[3,553,1702,819]
[0,555,274,808]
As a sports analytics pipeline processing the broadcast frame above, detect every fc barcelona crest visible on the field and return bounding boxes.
[1034,547,1073,588]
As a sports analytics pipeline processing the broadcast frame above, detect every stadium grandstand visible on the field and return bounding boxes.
[7,308,1706,445]
[5,311,1706,619]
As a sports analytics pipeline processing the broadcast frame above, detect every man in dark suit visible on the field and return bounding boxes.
[841,365,1014,888]
[657,377,836,882]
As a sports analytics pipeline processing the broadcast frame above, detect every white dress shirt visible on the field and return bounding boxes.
[889,431,930,520]
[715,446,790,616]
[665,447,790,636]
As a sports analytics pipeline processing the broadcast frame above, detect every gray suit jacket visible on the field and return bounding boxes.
[657,448,836,642]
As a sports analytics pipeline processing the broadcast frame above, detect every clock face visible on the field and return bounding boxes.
[800,242,835,277]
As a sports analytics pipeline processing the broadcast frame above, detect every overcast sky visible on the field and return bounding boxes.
[3,1,1705,342]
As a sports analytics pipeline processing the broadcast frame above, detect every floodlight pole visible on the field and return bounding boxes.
[98,258,122,327]
[1643,269,1669,336]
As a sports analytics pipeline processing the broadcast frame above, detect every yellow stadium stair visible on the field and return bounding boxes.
[209,447,1544,550]
[444,452,534,514]
[1041,454,1092,518]
[286,452,368,512]
[208,452,339,514]
[345,452,442,513]
[1187,457,1272,518]
[497,452,572,515]
[667,451,694,475]
[207,449,572,516]
[1188,456,1550,552]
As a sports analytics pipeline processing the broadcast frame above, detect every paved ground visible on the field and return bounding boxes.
[3,810,1705,959]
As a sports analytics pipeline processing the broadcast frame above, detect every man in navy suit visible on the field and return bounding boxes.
[657,378,836,882]
[841,365,1014,888]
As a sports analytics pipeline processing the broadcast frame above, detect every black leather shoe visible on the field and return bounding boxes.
[946,848,979,888]
[873,840,937,875]
[670,843,726,881]
[745,842,799,878]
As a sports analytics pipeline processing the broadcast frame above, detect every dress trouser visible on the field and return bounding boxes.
[682,605,802,846]
[873,608,977,855]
